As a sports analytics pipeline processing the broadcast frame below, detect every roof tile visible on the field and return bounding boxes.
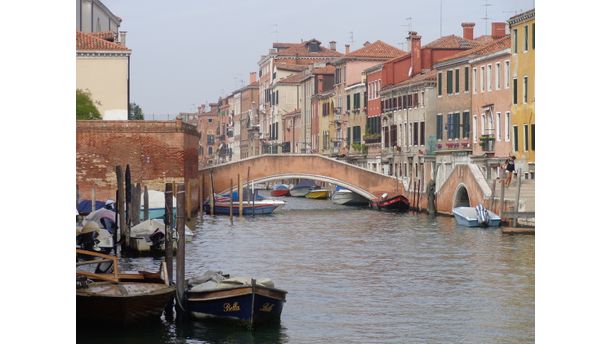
[76,31,129,51]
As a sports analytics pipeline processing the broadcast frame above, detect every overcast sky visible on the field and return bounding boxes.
[102,0,535,118]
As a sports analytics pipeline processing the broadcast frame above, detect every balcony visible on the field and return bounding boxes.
[479,135,495,152]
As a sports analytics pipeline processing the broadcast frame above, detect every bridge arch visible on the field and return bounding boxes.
[200,154,405,201]
[453,183,471,208]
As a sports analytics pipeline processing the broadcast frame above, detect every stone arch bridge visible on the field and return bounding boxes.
[200,154,406,201]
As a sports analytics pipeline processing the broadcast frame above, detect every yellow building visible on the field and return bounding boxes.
[509,9,535,177]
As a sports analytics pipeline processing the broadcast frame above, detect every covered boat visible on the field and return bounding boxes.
[270,184,290,197]
[186,270,287,327]
[452,204,501,228]
[139,190,176,221]
[128,219,194,253]
[305,189,330,199]
[289,180,316,197]
[331,186,369,206]
[371,193,409,212]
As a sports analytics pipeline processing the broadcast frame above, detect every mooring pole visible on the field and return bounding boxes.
[246,167,251,211]
[230,178,234,225]
[91,185,96,213]
[209,171,215,216]
[176,183,186,309]
[115,166,126,254]
[186,179,192,221]
[500,181,506,222]
[252,180,255,218]
[199,174,203,216]
[416,179,421,212]
[238,174,243,218]
[143,185,149,221]
[164,183,174,285]
[513,169,522,227]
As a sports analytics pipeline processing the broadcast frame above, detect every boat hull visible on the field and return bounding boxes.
[305,190,329,199]
[204,202,283,216]
[270,189,290,197]
[289,187,311,197]
[331,191,369,206]
[187,285,286,326]
[77,282,175,325]
[139,207,176,221]
[372,195,410,212]
[452,207,501,227]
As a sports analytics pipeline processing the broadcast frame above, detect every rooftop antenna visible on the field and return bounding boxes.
[397,41,406,51]
[349,31,354,44]
[439,0,443,36]
[401,17,413,36]
[482,0,492,35]
[272,24,279,43]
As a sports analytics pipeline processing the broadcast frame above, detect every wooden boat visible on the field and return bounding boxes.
[76,249,176,325]
[452,205,501,228]
[305,189,330,199]
[371,193,409,212]
[331,187,369,206]
[186,271,287,327]
[270,184,290,197]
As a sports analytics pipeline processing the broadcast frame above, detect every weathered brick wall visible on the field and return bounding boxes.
[77,119,200,213]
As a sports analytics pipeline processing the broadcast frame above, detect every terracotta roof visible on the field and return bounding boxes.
[276,39,343,58]
[435,35,510,64]
[88,31,116,42]
[424,34,481,49]
[276,72,309,85]
[381,70,437,91]
[275,63,309,72]
[344,40,405,59]
[475,35,494,43]
[314,65,335,74]
[76,31,129,51]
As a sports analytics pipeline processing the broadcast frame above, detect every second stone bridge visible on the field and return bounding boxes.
[200,154,406,201]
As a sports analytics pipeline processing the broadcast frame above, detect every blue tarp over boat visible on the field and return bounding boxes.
[77,200,106,214]
[221,191,265,202]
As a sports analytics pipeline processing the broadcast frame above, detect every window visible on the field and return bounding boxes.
[512,29,518,53]
[455,68,460,93]
[447,70,453,94]
[346,95,351,110]
[437,72,442,96]
[524,25,529,52]
[496,112,501,141]
[495,63,501,90]
[505,61,510,88]
[481,114,485,135]
[513,125,519,152]
[347,127,351,145]
[419,122,425,146]
[464,67,469,92]
[505,112,511,142]
[473,68,477,93]
[480,66,485,92]
[421,91,425,107]
[523,124,529,151]
[487,64,492,91]
[207,135,215,144]
[462,111,470,139]
[473,115,478,143]
[523,76,529,103]
[409,123,413,146]
[413,122,418,145]
[208,146,213,155]
[532,23,535,49]
[531,124,535,151]
[402,95,408,109]
[436,115,443,140]
[390,125,398,147]
[448,113,460,140]
[354,93,361,109]
[513,78,518,104]
[208,118,212,123]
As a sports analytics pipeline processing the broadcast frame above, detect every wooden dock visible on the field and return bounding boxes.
[502,227,535,235]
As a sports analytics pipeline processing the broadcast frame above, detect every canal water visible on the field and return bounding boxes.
[77,192,534,343]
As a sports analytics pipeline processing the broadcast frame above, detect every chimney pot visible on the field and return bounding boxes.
[410,34,422,76]
[249,72,257,84]
[329,41,336,51]
[345,44,350,55]
[461,23,475,40]
[119,31,127,46]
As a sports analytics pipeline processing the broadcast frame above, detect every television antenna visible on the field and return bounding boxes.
[482,0,492,35]
[349,31,354,44]
[401,17,413,36]
[272,24,279,43]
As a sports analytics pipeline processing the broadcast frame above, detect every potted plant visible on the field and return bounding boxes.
[479,135,495,151]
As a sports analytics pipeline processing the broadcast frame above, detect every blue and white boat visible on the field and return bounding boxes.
[186,271,287,327]
[140,190,176,220]
[452,204,501,228]
[289,180,316,197]
[204,193,285,216]
[331,186,369,206]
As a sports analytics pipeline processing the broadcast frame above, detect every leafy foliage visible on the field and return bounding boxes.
[129,102,144,120]
[76,89,102,120]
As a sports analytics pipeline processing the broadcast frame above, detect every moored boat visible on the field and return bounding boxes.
[76,249,175,326]
[270,184,290,197]
[289,180,315,197]
[139,190,176,221]
[305,189,330,199]
[331,187,369,206]
[371,193,410,212]
[204,194,285,215]
[128,219,194,253]
[452,205,501,228]
[186,271,287,327]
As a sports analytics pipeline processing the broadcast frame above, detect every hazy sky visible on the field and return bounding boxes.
[102,0,535,117]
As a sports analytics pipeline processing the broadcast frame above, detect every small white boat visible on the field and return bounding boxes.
[331,187,369,206]
[140,190,176,220]
[452,205,501,228]
[129,219,193,253]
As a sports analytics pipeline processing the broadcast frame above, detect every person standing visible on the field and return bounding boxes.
[504,156,516,186]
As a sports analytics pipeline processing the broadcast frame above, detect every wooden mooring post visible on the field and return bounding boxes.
[500,181,506,220]
[91,185,96,212]
[238,174,243,218]
[115,166,127,254]
[164,183,174,285]
[209,170,215,216]
[246,167,251,214]
[513,169,522,227]
[176,183,186,309]
[229,178,234,225]
[143,185,149,221]
[199,174,203,216]
[416,179,421,212]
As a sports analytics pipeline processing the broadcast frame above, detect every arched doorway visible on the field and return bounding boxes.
[454,184,470,208]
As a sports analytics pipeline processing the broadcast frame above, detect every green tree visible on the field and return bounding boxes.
[76,89,102,120]
[129,102,144,120]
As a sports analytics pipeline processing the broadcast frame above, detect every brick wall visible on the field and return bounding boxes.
[77,119,200,213]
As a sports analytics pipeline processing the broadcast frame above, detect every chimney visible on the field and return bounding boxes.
[329,41,336,51]
[407,31,417,52]
[119,31,127,46]
[345,44,350,55]
[491,22,507,39]
[410,33,422,76]
[461,23,475,40]
[249,72,257,84]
